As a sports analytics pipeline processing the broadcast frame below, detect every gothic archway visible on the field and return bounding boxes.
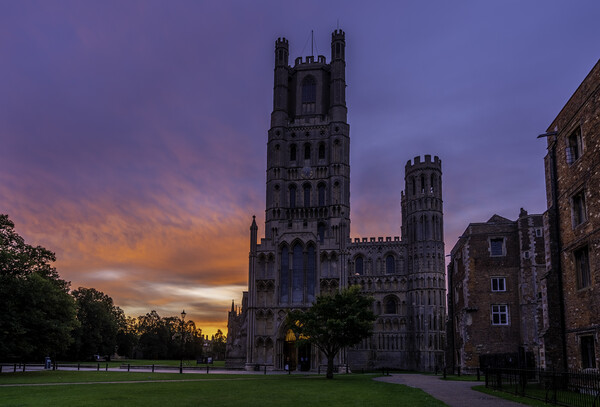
[283,329,297,371]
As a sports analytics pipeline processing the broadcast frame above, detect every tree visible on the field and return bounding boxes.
[212,329,226,360]
[71,287,123,360]
[136,310,204,360]
[137,310,171,359]
[116,315,139,358]
[0,214,77,361]
[287,285,376,379]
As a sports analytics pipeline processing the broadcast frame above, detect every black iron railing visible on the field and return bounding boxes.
[485,368,600,407]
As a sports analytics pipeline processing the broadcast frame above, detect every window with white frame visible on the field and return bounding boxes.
[491,277,506,292]
[491,304,509,325]
[490,237,505,257]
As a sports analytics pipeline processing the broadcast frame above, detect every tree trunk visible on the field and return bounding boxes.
[326,354,334,379]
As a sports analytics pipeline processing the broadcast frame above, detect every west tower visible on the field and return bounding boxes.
[226,30,446,372]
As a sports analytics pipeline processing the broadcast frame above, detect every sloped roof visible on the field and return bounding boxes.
[486,214,513,224]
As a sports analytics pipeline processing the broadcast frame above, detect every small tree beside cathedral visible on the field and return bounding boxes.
[287,286,375,379]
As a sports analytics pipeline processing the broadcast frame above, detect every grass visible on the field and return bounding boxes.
[46,359,226,368]
[475,382,600,407]
[0,371,245,385]
[473,385,549,407]
[0,371,447,407]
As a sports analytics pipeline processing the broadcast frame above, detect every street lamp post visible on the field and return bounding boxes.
[180,309,186,374]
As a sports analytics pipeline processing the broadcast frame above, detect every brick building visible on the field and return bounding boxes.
[447,210,546,372]
[542,59,600,371]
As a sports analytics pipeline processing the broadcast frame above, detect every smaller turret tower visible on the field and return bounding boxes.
[330,30,346,123]
[401,155,445,370]
[272,38,290,128]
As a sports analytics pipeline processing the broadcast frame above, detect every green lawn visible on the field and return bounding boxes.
[473,385,549,407]
[46,359,225,368]
[0,371,447,407]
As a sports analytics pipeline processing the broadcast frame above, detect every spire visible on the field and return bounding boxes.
[250,215,258,253]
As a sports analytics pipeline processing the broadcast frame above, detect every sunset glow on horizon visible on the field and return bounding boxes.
[3,1,600,337]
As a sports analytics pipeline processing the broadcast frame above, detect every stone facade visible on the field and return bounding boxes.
[226,30,446,372]
[542,59,600,371]
[447,211,546,372]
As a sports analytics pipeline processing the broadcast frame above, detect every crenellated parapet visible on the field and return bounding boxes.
[294,55,327,66]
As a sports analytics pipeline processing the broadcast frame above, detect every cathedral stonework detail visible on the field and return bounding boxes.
[226,30,446,372]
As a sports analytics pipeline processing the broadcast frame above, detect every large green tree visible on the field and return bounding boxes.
[212,329,226,360]
[136,311,204,360]
[116,315,139,358]
[287,285,376,379]
[0,214,78,361]
[71,287,123,360]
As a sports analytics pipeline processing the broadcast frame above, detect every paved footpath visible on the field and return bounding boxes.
[375,374,526,407]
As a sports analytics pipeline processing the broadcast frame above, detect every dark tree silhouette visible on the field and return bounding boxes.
[0,214,77,361]
[71,287,124,360]
[287,285,376,379]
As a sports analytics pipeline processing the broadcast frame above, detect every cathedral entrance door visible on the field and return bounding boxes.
[283,329,297,371]
[298,342,311,371]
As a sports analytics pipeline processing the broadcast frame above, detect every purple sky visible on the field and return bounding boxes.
[2,1,600,335]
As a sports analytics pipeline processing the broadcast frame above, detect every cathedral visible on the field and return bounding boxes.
[226,30,446,372]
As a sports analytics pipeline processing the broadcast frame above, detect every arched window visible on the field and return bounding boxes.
[307,245,316,302]
[290,144,297,161]
[318,143,325,160]
[280,246,289,303]
[317,223,325,243]
[355,256,364,275]
[273,184,280,207]
[333,181,340,204]
[386,255,395,274]
[303,184,311,207]
[304,143,311,160]
[318,183,326,206]
[384,297,398,314]
[289,185,296,208]
[302,76,316,114]
[302,76,316,103]
[292,244,303,303]
[274,144,280,166]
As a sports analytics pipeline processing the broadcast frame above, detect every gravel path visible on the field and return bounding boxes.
[375,374,527,407]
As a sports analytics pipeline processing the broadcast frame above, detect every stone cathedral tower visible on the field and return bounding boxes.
[226,30,446,372]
